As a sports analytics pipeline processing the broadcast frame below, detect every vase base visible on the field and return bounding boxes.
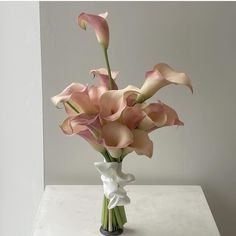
[100,226,123,236]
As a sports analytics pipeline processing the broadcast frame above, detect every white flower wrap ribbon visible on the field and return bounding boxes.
[94,162,135,209]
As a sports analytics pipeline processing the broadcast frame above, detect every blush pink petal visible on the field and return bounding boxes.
[60,116,104,152]
[90,68,118,90]
[99,90,126,121]
[101,122,134,148]
[78,12,109,49]
[129,129,153,158]
[60,117,87,135]
[162,103,184,126]
[145,102,184,133]
[138,63,192,102]
[138,102,167,131]
[51,83,86,107]
[155,63,193,92]
[99,86,141,121]
[51,83,98,115]
[101,122,134,158]
[122,104,146,130]
[70,113,102,137]
[79,129,105,153]
[88,85,106,110]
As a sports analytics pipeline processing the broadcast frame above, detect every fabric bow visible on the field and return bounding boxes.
[94,162,135,209]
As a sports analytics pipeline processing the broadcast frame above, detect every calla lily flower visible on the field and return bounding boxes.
[138,102,183,132]
[60,117,87,135]
[162,103,184,127]
[138,102,167,131]
[60,114,105,153]
[51,83,99,115]
[90,68,118,90]
[78,12,109,49]
[125,129,153,158]
[88,85,106,110]
[121,104,145,130]
[51,83,86,111]
[60,113,101,136]
[53,12,193,164]
[137,63,193,102]
[101,122,134,158]
[99,86,140,122]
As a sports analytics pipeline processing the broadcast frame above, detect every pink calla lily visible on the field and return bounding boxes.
[52,12,193,162]
[162,103,184,127]
[60,114,105,153]
[90,68,118,90]
[121,104,146,130]
[137,63,193,102]
[51,83,99,115]
[128,129,153,158]
[138,102,183,132]
[51,83,86,112]
[60,113,100,136]
[60,117,87,135]
[99,86,141,121]
[101,122,134,158]
[78,12,109,49]
[88,85,106,110]
[138,102,167,131]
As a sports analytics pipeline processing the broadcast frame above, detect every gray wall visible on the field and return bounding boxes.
[40,2,236,235]
[0,2,44,236]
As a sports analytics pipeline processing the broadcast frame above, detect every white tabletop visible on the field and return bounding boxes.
[32,185,220,236]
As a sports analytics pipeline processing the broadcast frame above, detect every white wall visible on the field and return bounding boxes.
[40,2,236,235]
[0,3,44,236]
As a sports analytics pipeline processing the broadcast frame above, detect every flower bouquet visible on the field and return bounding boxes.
[52,12,192,236]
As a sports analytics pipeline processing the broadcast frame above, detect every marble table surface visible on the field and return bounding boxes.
[32,185,220,236]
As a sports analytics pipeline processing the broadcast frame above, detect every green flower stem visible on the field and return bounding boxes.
[66,101,80,114]
[112,209,117,229]
[101,196,106,228]
[106,150,116,162]
[101,151,110,162]
[135,94,146,103]
[114,207,123,229]
[103,196,108,230]
[103,48,113,90]
[108,209,113,232]
[118,206,127,224]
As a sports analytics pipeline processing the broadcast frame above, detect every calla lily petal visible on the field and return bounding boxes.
[51,83,86,108]
[79,129,105,153]
[162,103,184,126]
[99,90,125,121]
[78,12,109,49]
[155,63,193,92]
[70,113,102,137]
[145,102,184,133]
[122,104,146,130]
[138,63,192,102]
[60,117,87,135]
[90,68,118,89]
[101,122,134,158]
[129,129,153,158]
[51,83,98,115]
[60,116,104,153]
[138,102,167,131]
[100,86,141,121]
[88,85,106,110]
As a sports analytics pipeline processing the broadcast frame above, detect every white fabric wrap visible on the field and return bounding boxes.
[94,162,135,209]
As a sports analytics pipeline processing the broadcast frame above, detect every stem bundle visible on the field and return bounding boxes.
[101,195,127,232]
